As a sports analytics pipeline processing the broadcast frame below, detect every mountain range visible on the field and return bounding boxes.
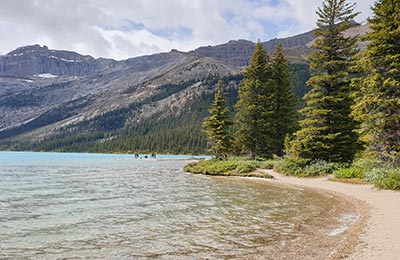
[0,24,369,153]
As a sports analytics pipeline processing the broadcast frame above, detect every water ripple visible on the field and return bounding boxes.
[0,152,352,259]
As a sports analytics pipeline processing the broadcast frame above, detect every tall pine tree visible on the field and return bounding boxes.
[352,0,400,164]
[287,0,360,163]
[203,81,233,157]
[235,42,274,159]
[271,43,298,156]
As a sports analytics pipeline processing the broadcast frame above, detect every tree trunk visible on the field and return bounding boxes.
[250,151,255,160]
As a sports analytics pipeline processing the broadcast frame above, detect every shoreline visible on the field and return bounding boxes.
[260,170,400,260]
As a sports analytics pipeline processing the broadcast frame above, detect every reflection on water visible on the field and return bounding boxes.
[0,152,354,259]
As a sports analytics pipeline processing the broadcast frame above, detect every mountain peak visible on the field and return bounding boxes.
[5,44,96,61]
[227,39,254,44]
[6,44,49,57]
[0,45,106,77]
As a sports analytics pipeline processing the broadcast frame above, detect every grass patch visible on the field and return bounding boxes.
[184,158,274,178]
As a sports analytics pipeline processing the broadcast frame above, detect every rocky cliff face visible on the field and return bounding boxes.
[190,30,316,67]
[0,44,117,77]
[190,24,369,68]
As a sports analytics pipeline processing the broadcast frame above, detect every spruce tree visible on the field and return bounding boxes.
[287,0,360,163]
[203,81,232,157]
[235,42,275,159]
[271,43,298,156]
[352,0,400,164]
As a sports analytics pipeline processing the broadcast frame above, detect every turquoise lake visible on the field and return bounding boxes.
[0,152,355,259]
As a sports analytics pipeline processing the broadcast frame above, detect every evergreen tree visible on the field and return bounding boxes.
[203,81,233,157]
[287,0,360,163]
[352,0,400,164]
[235,42,274,159]
[271,43,298,156]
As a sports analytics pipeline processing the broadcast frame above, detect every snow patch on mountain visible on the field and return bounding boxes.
[35,73,58,78]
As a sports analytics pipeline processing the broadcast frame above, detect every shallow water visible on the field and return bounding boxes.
[0,152,356,259]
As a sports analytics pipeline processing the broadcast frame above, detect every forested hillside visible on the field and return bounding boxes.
[0,66,309,154]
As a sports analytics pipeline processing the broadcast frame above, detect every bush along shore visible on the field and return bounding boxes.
[274,157,400,190]
[184,158,274,178]
[184,157,400,190]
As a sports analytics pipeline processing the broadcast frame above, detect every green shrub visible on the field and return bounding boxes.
[184,158,258,175]
[183,162,198,172]
[364,167,391,182]
[273,157,309,176]
[334,167,365,179]
[303,160,339,176]
[190,159,237,175]
[242,171,273,178]
[374,168,400,190]
[258,160,276,169]
[333,159,375,179]
[235,163,257,174]
[208,161,237,174]
[353,159,376,171]
[274,158,339,177]
[183,157,280,177]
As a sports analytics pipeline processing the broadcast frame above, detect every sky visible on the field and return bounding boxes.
[0,0,374,60]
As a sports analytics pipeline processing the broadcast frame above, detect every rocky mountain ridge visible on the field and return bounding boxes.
[0,24,369,153]
[0,44,117,77]
[190,30,316,67]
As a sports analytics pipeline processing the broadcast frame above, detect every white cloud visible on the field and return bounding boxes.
[0,0,374,60]
[95,27,168,60]
[253,2,293,23]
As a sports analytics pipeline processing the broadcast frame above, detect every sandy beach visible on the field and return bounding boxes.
[261,170,400,260]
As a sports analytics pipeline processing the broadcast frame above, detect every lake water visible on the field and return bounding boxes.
[0,152,357,259]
